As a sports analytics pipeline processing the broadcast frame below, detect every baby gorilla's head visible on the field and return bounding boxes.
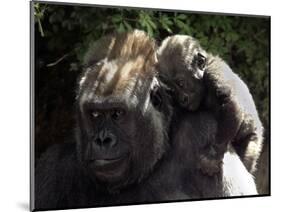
[157,35,207,111]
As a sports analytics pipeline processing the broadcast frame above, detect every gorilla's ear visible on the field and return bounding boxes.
[196,53,207,70]
[150,85,163,110]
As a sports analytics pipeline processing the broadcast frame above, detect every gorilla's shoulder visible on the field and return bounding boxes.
[36,142,77,168]
[35,142,88,209]
[35,142,79,183]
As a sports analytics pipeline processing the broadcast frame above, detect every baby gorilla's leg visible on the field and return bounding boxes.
[232,117,263,174]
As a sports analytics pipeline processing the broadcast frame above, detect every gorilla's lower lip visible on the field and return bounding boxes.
[90,155,128,181]
[93,156,124,167]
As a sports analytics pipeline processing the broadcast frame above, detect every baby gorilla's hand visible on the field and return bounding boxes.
[198,144,223,176]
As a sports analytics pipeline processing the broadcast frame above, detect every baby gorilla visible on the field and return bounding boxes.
[157,35,263,176]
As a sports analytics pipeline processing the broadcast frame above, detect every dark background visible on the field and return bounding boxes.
[34,2,270,194]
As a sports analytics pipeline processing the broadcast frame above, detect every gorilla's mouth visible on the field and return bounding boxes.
[93,156,124,166]
[89,155,128,181]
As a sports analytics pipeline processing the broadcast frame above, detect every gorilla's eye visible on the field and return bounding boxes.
[91,111,101,118]
[197,53,206,70]
[111,109,125,121]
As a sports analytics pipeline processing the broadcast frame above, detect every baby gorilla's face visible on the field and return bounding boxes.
[174,53,207,110]
[172,72,205,111]
[157,34,207,111]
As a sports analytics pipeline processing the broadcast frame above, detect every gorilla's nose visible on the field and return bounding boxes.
[94,131,117,148]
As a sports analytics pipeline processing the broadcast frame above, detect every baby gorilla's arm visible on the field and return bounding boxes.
[198,57,243,176]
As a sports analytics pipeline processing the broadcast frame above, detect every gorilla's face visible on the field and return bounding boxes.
[168,70,205,111]
[75,31,171,190]
[157,35,206,111]
[78,88,132,183]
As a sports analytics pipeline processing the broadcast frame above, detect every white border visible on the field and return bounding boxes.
[0,0,280,211]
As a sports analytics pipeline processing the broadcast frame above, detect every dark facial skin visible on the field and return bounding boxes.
[80,102,132,183]
[174,53,207,110]
[157,58,206,111]
[171,71,205,110]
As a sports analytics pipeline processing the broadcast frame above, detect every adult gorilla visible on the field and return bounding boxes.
[34,30,257,211]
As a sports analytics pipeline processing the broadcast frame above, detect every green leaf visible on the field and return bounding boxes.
[112,14,123,23]
[117,22,125,33]
[123,21,132,30]
[177,14,187,20]
[147,18,157,29]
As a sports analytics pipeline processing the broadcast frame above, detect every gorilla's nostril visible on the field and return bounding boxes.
[103,137,112,144]
[104,136,117,147]
[95,138,102,146]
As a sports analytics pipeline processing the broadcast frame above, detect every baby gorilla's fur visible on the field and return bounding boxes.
[157,35,263,175]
